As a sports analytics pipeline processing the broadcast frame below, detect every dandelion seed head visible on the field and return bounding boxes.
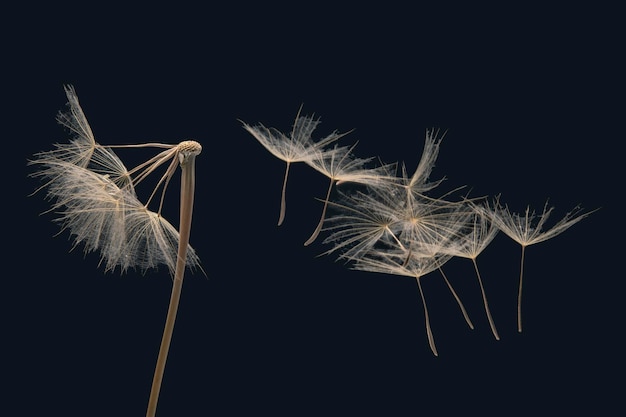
[177,140,202,160]
[30,86,202,275]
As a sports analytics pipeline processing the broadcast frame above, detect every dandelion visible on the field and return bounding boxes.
[485,199,594,332]
[241,107,345,225]
[30,86,202,417]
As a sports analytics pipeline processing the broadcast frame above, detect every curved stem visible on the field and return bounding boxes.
[471,258,500,340]
[439,267,474,329]
[304,178,334,246]
[277,162,290,226]
[146,154,197,417]
[518,245,526,333]
[416,277,438,356]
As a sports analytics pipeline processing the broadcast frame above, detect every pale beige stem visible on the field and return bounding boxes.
[146,150,198,417]
[517,245,526,333]
[416,277,438,356]
[438,267,474,329]
[471,258,500,340]
[277,162,290,226]
[304,179,334,246]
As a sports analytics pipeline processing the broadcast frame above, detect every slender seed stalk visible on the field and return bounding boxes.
[278,162,290,226]
[146,145,199,417]
[416,277,438,356]
[438,267,474,329]
[517,245,526,333]
[471,258,500,340]
[304,179,334,246]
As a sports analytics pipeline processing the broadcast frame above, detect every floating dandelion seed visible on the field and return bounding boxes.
[243,109,397,240]
[410,230,476,332]
[484,199,595,333]
[322,188,404,261]
[401,128,447,195]
[241,107,345,225]
[351,249,451,356]
[304,142,396,245]
[30,86,202,417]
[323,185,476,346]
[442,206,500,339]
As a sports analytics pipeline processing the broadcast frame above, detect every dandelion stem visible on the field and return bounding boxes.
[304,178,334,246]
[416,276,438,356]
[471,258,500,340]
[517,245,526,333]
[146,151,197,417]
[278,162,290,226]
[438,267,474,329]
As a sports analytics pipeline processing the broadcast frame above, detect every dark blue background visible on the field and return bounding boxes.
[6,3,621,416]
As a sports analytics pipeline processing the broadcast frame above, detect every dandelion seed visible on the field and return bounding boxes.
[484,198,595,332]
[241,107,345,225]
[403,128,447,195]
[32,160,200,273]
[30,86,203,417]
[48,84,97,167]
[304,143,396,245]
[351,249,451,356]
[442,206,501,339]
[324,185,476,336]
[321,188,404,261]
[436,265,475,330]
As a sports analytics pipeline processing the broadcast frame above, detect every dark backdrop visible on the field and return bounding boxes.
[6,3,621,416]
